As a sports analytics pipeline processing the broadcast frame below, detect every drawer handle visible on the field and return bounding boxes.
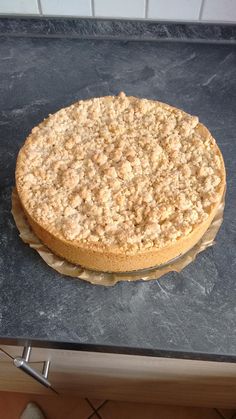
[13,345,54,391]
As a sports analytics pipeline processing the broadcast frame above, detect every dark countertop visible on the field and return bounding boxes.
[0,20,236,361]
[0,16,236,43]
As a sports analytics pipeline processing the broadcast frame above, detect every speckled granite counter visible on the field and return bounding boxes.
[0,18,236,361]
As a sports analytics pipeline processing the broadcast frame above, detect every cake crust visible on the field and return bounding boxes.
[15,94,226,272]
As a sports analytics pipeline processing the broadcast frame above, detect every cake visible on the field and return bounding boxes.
[15,93,226,272]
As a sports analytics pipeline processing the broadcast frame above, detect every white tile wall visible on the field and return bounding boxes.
[40,0,92,17]
[0,0,39,14]
[94,0,145,18]
[0,0,236,23]
[202,0,236,22]
[148,0,202,21]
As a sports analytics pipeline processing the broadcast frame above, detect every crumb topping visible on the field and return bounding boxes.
[16,92,224,253]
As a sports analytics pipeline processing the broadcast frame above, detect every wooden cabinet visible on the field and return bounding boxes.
[1,345,236,408]
[0,348,51,395]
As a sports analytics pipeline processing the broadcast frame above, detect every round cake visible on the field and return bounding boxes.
[15,92,226,272]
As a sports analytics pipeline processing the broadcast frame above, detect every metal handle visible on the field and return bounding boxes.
[13,345,52,390]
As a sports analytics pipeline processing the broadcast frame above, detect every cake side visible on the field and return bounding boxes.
[19,186,224,272]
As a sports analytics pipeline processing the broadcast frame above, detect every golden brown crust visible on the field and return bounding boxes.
[15,94,226,272]
[20,193,223,272]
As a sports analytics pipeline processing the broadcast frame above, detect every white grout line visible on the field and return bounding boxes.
[91,0,95,17]
[145,0,149,19]
[199,0,205,21]
[37,0,43,15]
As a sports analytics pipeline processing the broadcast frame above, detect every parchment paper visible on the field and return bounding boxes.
[11,188,225,286]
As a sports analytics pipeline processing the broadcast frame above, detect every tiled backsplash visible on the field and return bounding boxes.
[0,0,236,23]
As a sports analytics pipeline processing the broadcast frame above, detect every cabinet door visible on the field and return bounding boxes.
[1,345,236,408]
[0,348,52,395]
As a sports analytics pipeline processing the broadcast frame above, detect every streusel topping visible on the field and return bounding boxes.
[16,92,224,253]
